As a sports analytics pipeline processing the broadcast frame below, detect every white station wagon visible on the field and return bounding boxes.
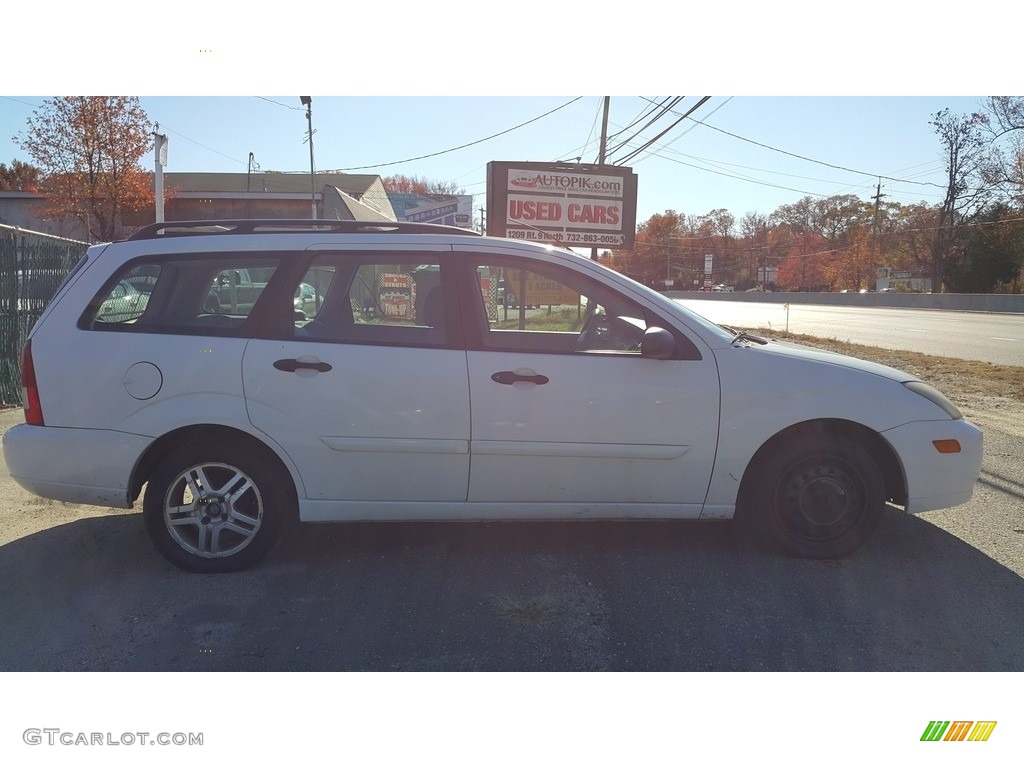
[3,220,983,571]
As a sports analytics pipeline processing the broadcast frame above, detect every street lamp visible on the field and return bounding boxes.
[300,96,316,219]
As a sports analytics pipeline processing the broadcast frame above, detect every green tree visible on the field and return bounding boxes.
[14,97,154,241]
[944,203,1024,292]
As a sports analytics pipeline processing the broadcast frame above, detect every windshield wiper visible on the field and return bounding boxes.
[722,325,768,346]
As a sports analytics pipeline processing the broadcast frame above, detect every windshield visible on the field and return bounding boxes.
[622,276,735,341]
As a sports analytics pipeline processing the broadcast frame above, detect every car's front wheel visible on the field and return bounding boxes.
[143,442,293,572]
[747,434,885,559]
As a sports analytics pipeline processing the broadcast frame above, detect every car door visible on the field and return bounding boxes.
[458,250,720,515]
[242,249,471,518]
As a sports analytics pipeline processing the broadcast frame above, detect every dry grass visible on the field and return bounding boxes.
[743,328,1024,405]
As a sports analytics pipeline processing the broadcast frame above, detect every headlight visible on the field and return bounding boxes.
[904,381,962,419]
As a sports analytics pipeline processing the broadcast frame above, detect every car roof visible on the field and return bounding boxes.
[124,219,483,242]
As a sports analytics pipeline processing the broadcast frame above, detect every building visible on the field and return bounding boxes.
[0,172,399,242]
[876,267,932,293]
[389,192,474,229]
[162,172,397,222]
[0,191,89,240]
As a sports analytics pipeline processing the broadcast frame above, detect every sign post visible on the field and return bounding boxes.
[153,127,168,223]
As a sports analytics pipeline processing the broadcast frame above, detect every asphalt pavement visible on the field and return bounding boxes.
[0,403,1021,672]
[674,299,1024,366]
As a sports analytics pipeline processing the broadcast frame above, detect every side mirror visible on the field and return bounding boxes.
[641,327,675,359]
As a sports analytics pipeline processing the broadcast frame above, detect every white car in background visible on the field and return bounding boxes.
[96,279,148,323]
[3,219,983,572]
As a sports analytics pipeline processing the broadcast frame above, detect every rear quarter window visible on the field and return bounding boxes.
[79,255,283,335]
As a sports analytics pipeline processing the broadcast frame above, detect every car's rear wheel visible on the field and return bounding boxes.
[143,442,292,572]
[748,434,885,558]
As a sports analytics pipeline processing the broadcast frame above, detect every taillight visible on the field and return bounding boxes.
[21,340,44,426]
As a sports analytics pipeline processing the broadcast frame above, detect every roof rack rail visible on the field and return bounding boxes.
[125,219,481,241]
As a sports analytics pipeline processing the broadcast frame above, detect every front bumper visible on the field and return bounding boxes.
[881,418,984,513]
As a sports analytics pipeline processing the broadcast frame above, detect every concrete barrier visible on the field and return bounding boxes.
[662,290,1024,314]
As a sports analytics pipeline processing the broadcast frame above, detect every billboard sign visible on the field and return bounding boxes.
[389,193,474,229]
[504,269,580,306]
[486,162,638,249]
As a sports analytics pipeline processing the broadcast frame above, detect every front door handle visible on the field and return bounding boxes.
[491,370,549,386]
[274,358,332,373]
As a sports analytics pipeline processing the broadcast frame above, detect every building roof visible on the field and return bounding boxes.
[322,186,395,222]
[164,172,382,198]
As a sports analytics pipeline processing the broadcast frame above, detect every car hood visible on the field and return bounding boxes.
[749,339,916,383]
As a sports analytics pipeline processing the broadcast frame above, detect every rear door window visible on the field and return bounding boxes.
[290,255,457,348]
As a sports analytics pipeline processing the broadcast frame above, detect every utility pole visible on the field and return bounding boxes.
[869,178,886,291]
[247,153,259,219]
[597,96,610,165]
[152,124,167,223]
[762,224,769,291]
[591,96,610,261]
[479,207,486,234]
[300,97,316,219]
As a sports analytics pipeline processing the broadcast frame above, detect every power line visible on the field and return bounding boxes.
[614,98,712,166]
[153,122,247,165]
[325,97,584,172]
[606,98,672,143]
[685,113,947,189]
[607,105,951,202]
[0,96,40,109]
[603,97,685,161]
[255,96,302,111]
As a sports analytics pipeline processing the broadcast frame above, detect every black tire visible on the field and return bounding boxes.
[746,434,885,559]
[143,441,294,572]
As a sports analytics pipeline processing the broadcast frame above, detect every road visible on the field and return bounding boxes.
[673,299,1024,366]
[0,399,1021,673]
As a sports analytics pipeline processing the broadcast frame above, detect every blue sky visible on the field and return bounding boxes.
[0,95,991,224]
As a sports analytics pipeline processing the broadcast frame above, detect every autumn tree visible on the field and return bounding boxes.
[775,229,829,290]
[0,159,43,191]
[14,97,154,241]
[739,212,769,289]
[813,195,873,290]
[771,196,816,235]
[607,210,687,287]
[687,209,735,284]
[381,174,464,195]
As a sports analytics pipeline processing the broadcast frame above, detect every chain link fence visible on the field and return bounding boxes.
[1,224,89,406]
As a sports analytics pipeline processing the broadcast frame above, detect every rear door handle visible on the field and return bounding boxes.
[491,370,549,386]
[274,358,332,373]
